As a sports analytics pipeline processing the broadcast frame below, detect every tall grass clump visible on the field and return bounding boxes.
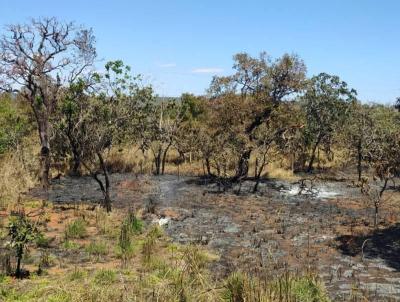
[64,218,87,240]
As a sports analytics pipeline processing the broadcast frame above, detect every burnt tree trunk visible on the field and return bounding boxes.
[38,118,51,188]
[357,139,363,181]
[153,147,162,175]
[90,153,112,212]
[205,157,212,177]
[234,149,252,181]
[161,143,172,175]
[307,135,322,173]
[15,246,23,278]
[70,154,81,176]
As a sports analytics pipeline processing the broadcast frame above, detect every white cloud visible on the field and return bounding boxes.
[159,63,176,68]
[191,68,223,74]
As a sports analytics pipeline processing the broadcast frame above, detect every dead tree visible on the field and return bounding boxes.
[0,17,96,187]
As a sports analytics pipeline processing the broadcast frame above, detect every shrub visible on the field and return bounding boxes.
[223,272,246,302]
[292,276,330,302]
[68,268,87,281]
[62,240,80,250]
[94,269,117,285]
[85,241,108,260]
[125,212,143,234]
[7,213,40,278]
[35,234,52,248]
[64,218,87,239]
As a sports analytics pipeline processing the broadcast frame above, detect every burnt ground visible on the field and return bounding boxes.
[30,173,400,301]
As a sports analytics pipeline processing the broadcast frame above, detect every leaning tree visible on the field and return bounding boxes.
[0,17,96,187]
[208,52,306,180]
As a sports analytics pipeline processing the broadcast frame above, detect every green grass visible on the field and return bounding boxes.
[125,212,144,234]
[85,241,108,259]
[64,218,87,239]
[36,233,52,248]
[94,269,117,285]
[62,240,81,250]
[68,269,87,281]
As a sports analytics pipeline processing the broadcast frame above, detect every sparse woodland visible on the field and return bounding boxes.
[1,17,400,302]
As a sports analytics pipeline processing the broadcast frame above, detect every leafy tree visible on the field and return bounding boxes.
[149,100,185,175]
[209,52,306,180]
[345,102,376,181]
[301,73,356,172]
[0,17,96,187]
[7,212,39,278]
[53,61,150,211]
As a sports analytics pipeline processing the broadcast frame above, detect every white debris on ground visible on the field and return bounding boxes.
[152,217,171,226]
[280,184,340,199]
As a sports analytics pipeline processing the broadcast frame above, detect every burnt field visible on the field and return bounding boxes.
[30,173,400,301]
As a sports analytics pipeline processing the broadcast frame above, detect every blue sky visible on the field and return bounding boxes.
[1,0,399,103]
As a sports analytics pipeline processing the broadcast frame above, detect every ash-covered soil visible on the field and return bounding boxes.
[30,173,400,301]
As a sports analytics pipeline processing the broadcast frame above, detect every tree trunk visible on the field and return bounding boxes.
[307,136,321,173]
[205,157,212,176]
[69,153,81,176]
[98,152,111,212]
[88,153,112,212]
[357,139,363,181]
[291,153,295,173]
[15,246,23,278]
[161,143,171,175]
[154,147,162,175]
[374,204,379,229]
[234,149,252,180]
[38,119,51,188]
[254,158,258,178]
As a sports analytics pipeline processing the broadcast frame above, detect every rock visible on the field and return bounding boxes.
[224,225,240,233]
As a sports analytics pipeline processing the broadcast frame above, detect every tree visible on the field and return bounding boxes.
[7,212,39,278]
[53,61,149,212]
[174,93,207,164]
[361,132,400,228]
[0,17,96,187]
[301,73,356,172]
[345,102,376,181]
[149,100,185,175]
[252,103,305,192]
[209,52,306,180]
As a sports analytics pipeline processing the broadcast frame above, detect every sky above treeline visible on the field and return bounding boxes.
[0,0,399,103]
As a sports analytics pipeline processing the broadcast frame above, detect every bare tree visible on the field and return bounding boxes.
[0,17,96,187]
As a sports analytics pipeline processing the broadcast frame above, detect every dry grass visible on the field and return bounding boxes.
[0,137,38,209]
[0,198,332,302]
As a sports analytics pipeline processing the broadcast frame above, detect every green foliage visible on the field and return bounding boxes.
[125,212,143,234]
[68,268,87,281]
[223,272,246,301]
[7,213,40,277]
[291,276,330,302]
[62,240,80,250]
[85,241,108,259]
[35,234,52,248]
[141,225,163,263]
[94,269,117,285]
[0,95,30,155]
[64,218,87,240]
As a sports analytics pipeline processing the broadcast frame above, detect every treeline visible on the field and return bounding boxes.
[1,18,400,212]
